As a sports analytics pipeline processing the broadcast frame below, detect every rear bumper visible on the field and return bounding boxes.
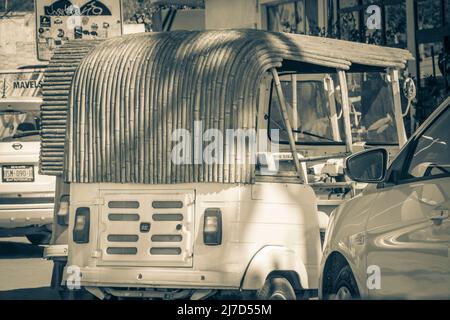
[63,267,241,290]
[0,198,54,229]
[44,245,68,258]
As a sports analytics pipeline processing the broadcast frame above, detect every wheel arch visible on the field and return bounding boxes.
[320,251,362,299]
[240,246,308,291]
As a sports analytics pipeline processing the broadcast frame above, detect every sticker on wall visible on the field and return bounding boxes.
[80,0,112,16]
[40,16,52,28]
[82,16,89,25]
[35,0,123,61]
[74,26,83,39]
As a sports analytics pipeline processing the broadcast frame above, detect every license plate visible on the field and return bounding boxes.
[2,165,34,182]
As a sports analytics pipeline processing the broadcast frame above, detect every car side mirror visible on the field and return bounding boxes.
[345,148,388,183]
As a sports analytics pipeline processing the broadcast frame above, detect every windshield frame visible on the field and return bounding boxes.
[267,72,346,146]
[267,69,406,148]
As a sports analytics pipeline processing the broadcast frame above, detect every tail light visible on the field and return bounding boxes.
[73,207,90,244]
[203,208,222,246]
[56,196,70,226]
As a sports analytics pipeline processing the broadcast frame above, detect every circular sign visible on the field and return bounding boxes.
[403,77,417,101]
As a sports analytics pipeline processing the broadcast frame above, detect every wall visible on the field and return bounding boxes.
[205,0,328,31]
[0,12,159,70]
[123,23,146,34]
[171,9,205,30]
[205,0,258,29]
[0,13,42,70]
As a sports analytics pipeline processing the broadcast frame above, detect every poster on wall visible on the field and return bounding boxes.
[35,0,123,61]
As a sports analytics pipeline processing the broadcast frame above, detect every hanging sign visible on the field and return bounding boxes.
[0,70,45,99]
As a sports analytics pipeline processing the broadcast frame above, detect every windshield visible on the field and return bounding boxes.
[344,72,398,145]
[0,109,40,142]
[269,74,345,145]
[268,72,399,146]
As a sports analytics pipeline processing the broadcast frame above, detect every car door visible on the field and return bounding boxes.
[365,101,450,299]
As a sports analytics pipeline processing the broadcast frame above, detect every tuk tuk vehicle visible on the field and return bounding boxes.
[40,30,412,299]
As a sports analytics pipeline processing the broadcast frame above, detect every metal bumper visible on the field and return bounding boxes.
[44,245,68,258]
[63,266,240,290]
[0,201,54,230]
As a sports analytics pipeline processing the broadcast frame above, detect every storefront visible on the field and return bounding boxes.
[205,0,449,128]
[329,0,450,126]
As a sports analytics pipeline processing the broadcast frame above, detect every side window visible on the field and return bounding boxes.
[404,106,450,180]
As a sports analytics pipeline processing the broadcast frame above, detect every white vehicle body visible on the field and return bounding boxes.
[0,80,55,243]
[58,71,323,299]
[319,96,450,300]
[66,182,321,297]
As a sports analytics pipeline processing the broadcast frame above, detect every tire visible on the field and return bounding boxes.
[59,288,96,300]
[329,265,360,300]
[256,277,296,300]
[26,232,52,245]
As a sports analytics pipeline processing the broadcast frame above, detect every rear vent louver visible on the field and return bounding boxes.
[150,247,182,255]
[106,247,138,255]
[107,235,139,242]
[104,199,187,259]
[151,235,183,242]
[108,201,140,209]
[152,201,183,209]
[108,214,140,221]
[152,214,183,221]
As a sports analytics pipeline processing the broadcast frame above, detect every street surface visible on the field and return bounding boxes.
[0,237,59,299]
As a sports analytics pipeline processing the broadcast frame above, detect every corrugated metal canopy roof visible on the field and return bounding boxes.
[260,29,413,70]
[40,29,413,184]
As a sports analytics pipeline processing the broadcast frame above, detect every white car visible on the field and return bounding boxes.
[319,96,450,300]
[0,97,55,245]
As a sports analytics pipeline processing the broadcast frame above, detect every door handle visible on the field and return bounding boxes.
[430,207,449,225]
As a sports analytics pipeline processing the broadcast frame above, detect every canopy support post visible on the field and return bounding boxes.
[270,68,306,183]
[388,68,408,147]
[338,70,353,153]
[291,74,299,141]
[325,75,341,142]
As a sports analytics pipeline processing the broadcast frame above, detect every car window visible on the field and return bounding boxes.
[404,106,450,180]
[0,109,40,142]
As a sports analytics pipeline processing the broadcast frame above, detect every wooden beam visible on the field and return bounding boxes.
[389,69,408,147]
[338,70,353,152]
[270,68,306,183]
[325,75,341,142]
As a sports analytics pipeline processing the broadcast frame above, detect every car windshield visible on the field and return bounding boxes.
[269,72,399,146]
[0,109,40,142]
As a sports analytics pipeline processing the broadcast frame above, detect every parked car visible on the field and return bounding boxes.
[319,96,450,300]
[0,97,55,245]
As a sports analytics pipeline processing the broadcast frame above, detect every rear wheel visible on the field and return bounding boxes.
[26,232,51,245]
[329,265,360,300]
[256,277,296,300]
[59,288,96,300]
